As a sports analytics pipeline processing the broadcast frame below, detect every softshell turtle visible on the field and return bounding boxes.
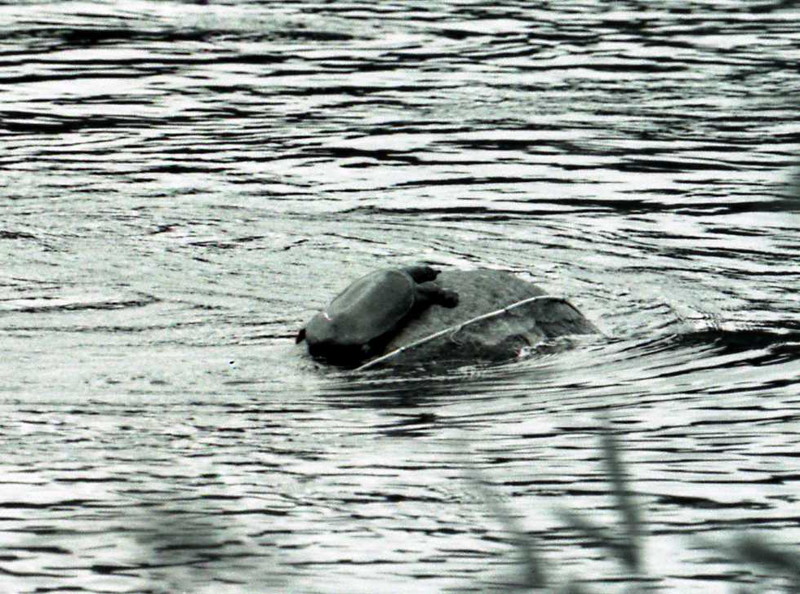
[297,265,459,365]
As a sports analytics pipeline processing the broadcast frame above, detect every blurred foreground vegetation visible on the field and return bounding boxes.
[473,421,800,594]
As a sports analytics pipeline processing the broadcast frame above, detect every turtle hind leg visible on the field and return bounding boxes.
[402,264,439,283]
[416,282,459,308]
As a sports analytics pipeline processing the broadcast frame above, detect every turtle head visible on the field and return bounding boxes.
[403,264,440,283]
[295,328,307,344]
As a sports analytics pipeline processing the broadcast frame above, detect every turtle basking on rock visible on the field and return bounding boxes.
[296,265,459,366]
[297,267,598,370]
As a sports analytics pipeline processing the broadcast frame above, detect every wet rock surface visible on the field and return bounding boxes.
[363,269,598,368]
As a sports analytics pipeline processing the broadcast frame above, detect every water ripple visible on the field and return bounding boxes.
[2,1,800,592]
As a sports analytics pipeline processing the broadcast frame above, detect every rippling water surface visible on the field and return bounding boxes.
[2,1,800,592]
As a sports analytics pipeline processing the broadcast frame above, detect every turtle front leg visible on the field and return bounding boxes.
[415,282,459,308]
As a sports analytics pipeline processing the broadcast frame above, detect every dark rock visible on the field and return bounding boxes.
[357,269,597,369]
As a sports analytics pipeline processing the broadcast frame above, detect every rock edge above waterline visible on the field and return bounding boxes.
[358,269,597,370]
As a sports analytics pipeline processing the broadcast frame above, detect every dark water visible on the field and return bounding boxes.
[2,1,800,592]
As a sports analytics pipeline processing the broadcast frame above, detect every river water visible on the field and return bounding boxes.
[1,1,799,593]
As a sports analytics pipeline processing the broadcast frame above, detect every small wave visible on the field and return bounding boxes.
[0,293,159,313]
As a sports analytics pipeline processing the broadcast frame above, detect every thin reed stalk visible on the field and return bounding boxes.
[467,467,548,591]
[600,422,643,574]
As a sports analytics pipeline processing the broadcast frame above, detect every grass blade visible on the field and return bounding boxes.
[695,532,800,593]
[556,508,629,567]
[600,421,643,574]
[731,534,800,593]
[466,467,547,590]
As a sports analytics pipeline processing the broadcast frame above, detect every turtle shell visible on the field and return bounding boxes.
[305,269,416,346]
